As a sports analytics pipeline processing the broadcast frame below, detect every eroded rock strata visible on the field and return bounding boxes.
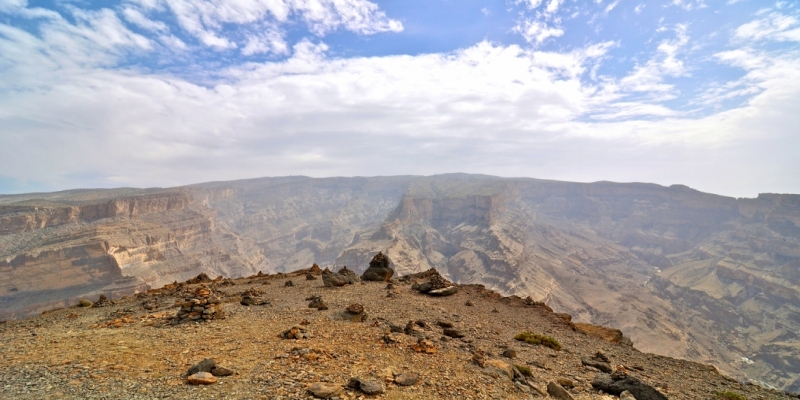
[2,174,800,391]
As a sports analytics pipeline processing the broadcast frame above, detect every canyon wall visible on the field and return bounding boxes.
[2,174,799,391]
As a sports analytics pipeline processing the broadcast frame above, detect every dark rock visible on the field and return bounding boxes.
[358,379,384,395]
[187,358,215,375]
[284,280,294,287]
[322,267,358,287]
[591,373,668,400]
[306,273,317,280]
[436,320,454,328]
[547,381,575,400]
[210,366,233,377]
[465,300,475,306]
[416,281,433,293]
[443,328,465,338]
[582,357,612,373]
[502,349,517,359]
[361,252,395,282]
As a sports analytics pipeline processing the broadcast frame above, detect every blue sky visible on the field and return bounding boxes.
[0,0,798,197]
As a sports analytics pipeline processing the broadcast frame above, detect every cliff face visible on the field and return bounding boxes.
[2,174,800,392]
[0,191,265,320]
[334,176,800,392]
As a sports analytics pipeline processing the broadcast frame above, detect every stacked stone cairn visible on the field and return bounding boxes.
[411,270,458,296]
[174,285,224,323]
[361,252,395,281]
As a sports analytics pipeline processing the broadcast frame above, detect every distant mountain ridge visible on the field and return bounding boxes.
[1,174,799,391]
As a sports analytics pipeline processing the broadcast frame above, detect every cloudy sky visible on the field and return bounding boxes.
[0,0,798,197]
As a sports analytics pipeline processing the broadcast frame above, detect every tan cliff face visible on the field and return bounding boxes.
[0,191,266,320]
[1,174,800,392]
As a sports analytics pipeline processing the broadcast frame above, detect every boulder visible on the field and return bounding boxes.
[582,357,612,373]
[591,373,668,400]
[187,358,215,375]
[322,267,358,287]
[394,373,419,386]
[361,252,394,281]
[307,382,343,399]
[546,381,575,400]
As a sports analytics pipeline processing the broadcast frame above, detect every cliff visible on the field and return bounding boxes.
[0,191,265,320]
[2,174,800,392]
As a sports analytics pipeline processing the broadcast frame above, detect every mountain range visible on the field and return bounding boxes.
[1,174,798,392]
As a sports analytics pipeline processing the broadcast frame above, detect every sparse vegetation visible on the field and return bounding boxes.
[715,391,746,400]
[514,365,533,377]
[78,299,92,307]
[514,331,562,350]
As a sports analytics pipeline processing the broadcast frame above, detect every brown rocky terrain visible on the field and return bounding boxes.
[2,174,800,392]
[1,266,795,400]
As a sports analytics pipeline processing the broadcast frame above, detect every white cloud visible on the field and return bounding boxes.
[670,0,706,11]
[545,0,563,15]
[735,12,800,42]
[241,27,288,55]
[634,3,644,13]
[604,0,620,14]
[144,0,401,52]
[122,7,167,32]
[619,24,689,92]
[0,2,799,198]
[516,19,564,45]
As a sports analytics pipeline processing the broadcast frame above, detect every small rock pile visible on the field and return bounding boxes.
[92,294,114,308]
[411,270,458,296]
[361,252,394,281]
[185,273,213,284]
[347,377,385,395]
[410,338,437,354]
[279,326,309,340]
[185,358,234,385]
[174,285,224,323]
[240,288,269,306]
[307,295,328,310]
[343,303,367,322]
[306,263,323,280]
[322,267,358,287]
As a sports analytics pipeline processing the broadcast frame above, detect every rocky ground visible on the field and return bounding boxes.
[0,266,795,400]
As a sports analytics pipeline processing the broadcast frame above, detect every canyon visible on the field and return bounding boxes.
[1,174,799,392]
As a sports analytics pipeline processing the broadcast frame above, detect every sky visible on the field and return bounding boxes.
[0,0,798,198]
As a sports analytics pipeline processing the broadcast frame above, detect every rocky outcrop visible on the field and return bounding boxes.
[3,174,800,392]
[0,191,265,320]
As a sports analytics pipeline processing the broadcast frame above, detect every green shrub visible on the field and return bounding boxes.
[78,299,92,307]
[715,391,746,400]
[514,365,533,377]
[514,331,562,350]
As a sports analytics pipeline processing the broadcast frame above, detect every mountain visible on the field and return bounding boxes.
[1,174,799,392]
[1,268,796,400]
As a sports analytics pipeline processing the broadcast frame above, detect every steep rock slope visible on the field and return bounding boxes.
[189,176,415,272]
[335,175,800,391]
[0,191,265,320]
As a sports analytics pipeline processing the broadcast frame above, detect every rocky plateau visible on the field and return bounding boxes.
[2,174,799,392]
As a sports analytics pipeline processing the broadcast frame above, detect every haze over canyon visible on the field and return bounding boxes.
[1,174,799,392]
